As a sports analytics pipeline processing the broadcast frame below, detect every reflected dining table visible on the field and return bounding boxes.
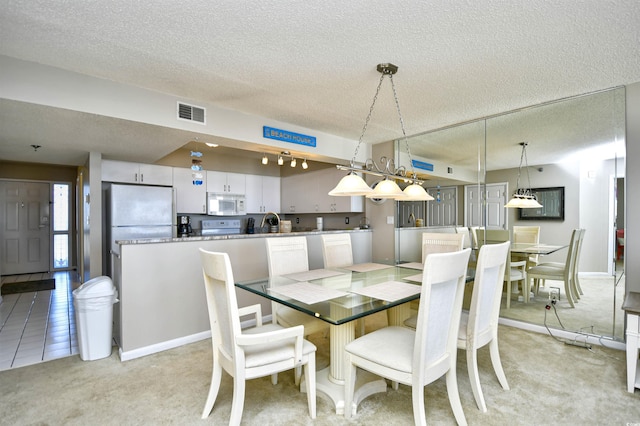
[236,262,467,415]
[509,242,568,302]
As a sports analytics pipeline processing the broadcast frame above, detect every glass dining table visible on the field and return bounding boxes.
[236,262,473,415]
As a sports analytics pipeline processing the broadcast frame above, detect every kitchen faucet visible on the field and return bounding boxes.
[408,212,416,226]
[260,211,281,231]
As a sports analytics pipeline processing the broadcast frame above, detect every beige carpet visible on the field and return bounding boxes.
[500,273,625,340]
[1,312,639,425]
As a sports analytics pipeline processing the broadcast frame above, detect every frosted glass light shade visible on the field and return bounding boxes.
[329,173,373,196]
[505,195,543,208]
[366,178,405,199]
[402,184,434,201]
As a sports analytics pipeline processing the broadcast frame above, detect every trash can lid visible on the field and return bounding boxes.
[73,276,115,299]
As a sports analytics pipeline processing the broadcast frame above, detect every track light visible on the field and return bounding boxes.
[290,158,297,167]
[261,154,268,165]
[302,158,308,169]
[278,155,284,166]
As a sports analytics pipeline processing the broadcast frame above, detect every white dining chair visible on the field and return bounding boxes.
[199,249,317,424]
[320,233,368,336]
[458,241,511,412]
[421,232,465,263]
[320,233,354,268]
[477,229,526,309]
[403,232,465,327]
[265,236,330,340]
[344,248,471,425]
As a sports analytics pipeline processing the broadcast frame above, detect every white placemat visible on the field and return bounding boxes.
[403,273,423,283]
[398,262,423,270]
[283,269,347,282]
[269,282,349,305]
[343,263,394,273]
[349,280,421,302]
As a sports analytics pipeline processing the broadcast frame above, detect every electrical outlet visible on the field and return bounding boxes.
[345,217,349,224]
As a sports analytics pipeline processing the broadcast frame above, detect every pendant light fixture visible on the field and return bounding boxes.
[505,142,543,208]
[329,63,432,201]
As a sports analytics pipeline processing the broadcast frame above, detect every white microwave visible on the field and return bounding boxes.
[207,193,246,216]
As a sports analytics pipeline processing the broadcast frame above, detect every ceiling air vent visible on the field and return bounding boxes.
[177,102,206,124]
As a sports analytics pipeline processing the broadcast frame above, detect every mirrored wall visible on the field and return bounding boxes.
[396,86,626,341]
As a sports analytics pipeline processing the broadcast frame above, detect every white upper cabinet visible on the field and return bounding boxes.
[206,171,246,195]
[281,168,363,213]
[246,174,281,214]
[102,160,173,186]
[173,168,207,214]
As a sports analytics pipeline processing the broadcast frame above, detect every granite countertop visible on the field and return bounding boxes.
[116,228,372,246]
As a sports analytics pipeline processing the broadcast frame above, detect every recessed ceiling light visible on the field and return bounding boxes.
[205,143,219,148]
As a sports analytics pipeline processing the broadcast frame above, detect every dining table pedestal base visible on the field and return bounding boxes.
[304,366,387,415]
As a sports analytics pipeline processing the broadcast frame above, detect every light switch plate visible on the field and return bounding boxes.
[387,216,394,225]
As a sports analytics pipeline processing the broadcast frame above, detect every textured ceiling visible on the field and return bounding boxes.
[0,1,639,169]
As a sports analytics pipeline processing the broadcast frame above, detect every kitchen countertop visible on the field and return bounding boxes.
[115,228,372,246]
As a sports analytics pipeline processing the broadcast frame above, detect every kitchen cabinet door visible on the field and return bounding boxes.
[102,160,172,186]
[281,168,363,214]
[173,168,207,214]
[138,164,173,186]
[261,176,281,213]
[281,173,318,213]
[246,175,281,214]
[206,171,246,194]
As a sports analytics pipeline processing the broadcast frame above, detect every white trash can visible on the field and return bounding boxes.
[73,276,119,361]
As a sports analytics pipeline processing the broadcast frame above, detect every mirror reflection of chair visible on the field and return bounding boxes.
[458,241,511,413]
[513,226,541,267]
[477,229,527,309]
[344,249,471,425]
[455,226,473,249]
[199,249,317,424]
[528,229,585,307]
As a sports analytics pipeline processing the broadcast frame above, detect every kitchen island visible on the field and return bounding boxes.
[112,229,372,361]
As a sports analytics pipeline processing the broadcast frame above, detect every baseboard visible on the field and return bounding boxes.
[499,318,626,351]
[118,331,212,361]
[117,314,274,362]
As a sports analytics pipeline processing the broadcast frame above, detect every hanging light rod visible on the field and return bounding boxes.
[329,63,433,201]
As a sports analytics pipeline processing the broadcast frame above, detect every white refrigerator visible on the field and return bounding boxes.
[104,184,175,276]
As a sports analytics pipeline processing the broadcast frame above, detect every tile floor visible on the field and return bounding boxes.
[0,271,79,371]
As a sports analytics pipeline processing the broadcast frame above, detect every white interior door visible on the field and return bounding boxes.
[0,181,51,275]
[426,187,457,226]
[465,183,507,229]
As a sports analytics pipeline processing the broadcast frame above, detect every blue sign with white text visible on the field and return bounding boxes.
[263,126,316,147]
[412,160,434,172]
